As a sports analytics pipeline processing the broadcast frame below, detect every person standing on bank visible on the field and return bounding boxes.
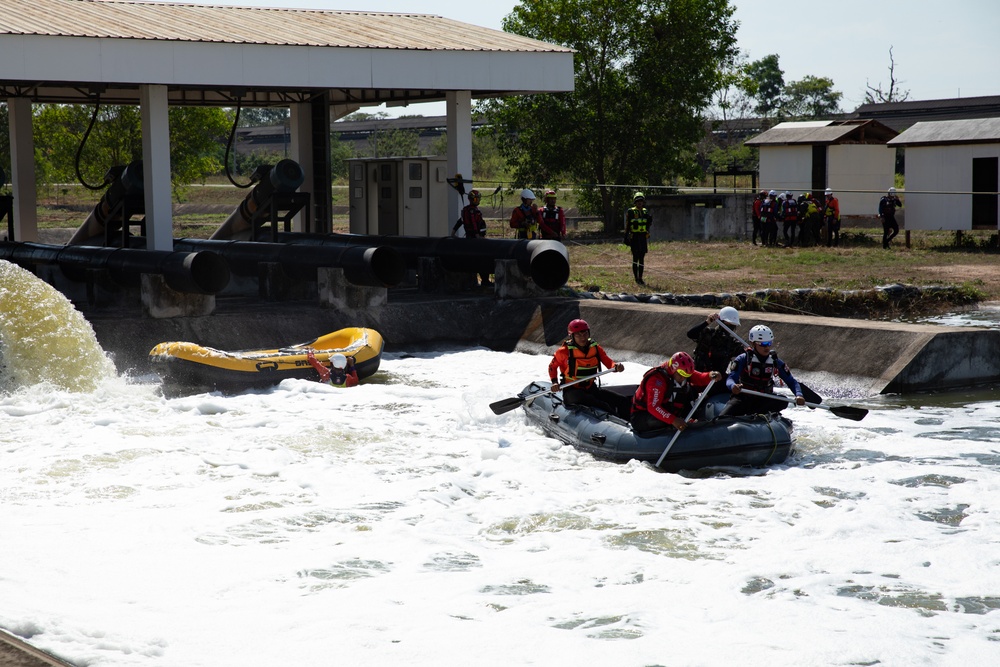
[549,318,626,415]
[509,188,541,240]
[781,191,799,247]
[451,188,491,286]
[761,190,779,247]
[686,306,744,396]
[719,325,805,417]
[624,192,651,285]
[538,190,567,241]
[824,189,841,247]
[631,352,721,434]
[751,190,766,246]
[879,186,903,249]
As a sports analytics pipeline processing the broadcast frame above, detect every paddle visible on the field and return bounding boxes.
[654,378,716,468]
[715,319,823,405]
[489,368,619,416]
[737,388,868,421]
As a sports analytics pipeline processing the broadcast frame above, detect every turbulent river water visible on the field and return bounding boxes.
[1,260,998,666]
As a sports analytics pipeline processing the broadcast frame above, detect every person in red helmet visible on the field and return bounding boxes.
[451,188,491,286]
[630,351,721,434]
[549,318,626,414]
[538,190,566,241]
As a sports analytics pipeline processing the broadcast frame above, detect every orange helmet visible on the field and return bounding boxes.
[668,352,695,378]
[468,189,481,202]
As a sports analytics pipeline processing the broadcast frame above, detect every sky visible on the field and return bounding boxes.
[162,0,999,116]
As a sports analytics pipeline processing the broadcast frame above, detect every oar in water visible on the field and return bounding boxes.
[738,388,868,421]
[716,319,824,405]
[655,378,716,468]
[489,368,619,416]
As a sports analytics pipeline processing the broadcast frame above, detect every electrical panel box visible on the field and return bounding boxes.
[347,156,449,236]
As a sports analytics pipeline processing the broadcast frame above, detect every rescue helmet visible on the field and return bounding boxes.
[520,188,535,200]
[668,351,695,379]
[331,353,348,369]
[567,318,590,334]
[888,186,897,194]
[718,306,740,327]
[545,189,557,198]
[748,325,774,346]
[785,191,794,198]
[468,189,481,202]
[768,189,776,196]
[824,188,833,196]
[633,191,645,201]
[758,190,767,197]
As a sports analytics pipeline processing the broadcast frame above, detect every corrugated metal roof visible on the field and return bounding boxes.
[887,117,1000,146]
[0,0,571,52]
[745,120,897,146]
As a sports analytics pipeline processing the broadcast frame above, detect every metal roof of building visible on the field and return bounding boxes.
[887,117,1000,146]
[0,0,568,52]
[849,95,1000,132]
[0,0,575,108]
[745,119,897,146]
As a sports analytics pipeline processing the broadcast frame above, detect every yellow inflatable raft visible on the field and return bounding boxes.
[149,327,383,392]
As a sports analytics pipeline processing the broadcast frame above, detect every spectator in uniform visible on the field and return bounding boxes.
[451,188,491,286]
[824,189,841,247]
[538,190,567,241]
[879,186,903,249]
[624,192,652,285]
[509,189,541,239]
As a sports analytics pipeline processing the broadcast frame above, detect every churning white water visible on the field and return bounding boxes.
[1,264,998,666]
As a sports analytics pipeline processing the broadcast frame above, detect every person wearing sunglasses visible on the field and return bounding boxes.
[718,324,805,418]
[630,352,721,434]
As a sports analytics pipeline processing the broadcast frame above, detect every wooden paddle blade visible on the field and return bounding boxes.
[829,405,868,421]
[489,396,526,415]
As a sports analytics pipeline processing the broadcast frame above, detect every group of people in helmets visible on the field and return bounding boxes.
[752,189,842,248]
[508,189,567,241]
[548,308,805,434]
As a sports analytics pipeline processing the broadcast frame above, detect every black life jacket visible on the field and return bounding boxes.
[739,349,778,392]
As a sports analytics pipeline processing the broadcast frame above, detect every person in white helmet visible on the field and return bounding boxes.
[878,186,903,249]
[509,188,541,239]
[824,189,841,247]
[305,350,359,387]
[719,324,805,417]
[760,190,779,246]
[686,306,745,396]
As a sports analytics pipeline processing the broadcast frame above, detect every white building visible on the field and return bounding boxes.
[745,120,897,220]
[887,118,1000,230]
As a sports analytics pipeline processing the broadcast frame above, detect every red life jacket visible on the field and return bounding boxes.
[632,366,694,416]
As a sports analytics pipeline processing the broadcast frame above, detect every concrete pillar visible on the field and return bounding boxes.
[140,85,173,251]
[8,97,37,242]
[445,91,473,229]
[318,267,386,310]
[141,274,215,318]
[290,103,314,233]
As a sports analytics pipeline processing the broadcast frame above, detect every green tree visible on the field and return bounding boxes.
[427,129,509,186]
[781,76,842,119]
[745,54,784,118]
[237,107,290,127]
[32,103,231,199]
[482,0,739,230]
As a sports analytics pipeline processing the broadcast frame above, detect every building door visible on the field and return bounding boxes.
[811,145,827,193]
[401,160,428,236]
[972,157,998,229]
[376,161,399,235]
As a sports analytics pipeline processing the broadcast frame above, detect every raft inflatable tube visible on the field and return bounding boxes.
[149,327,383,393]
[517,381,794,473]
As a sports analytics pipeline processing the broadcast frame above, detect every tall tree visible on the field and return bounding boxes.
[745,54,784,118]
[781,76,842,119]
[864,46,911,104]
[482,0,739,230]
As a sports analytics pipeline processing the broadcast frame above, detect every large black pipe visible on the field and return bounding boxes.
[275,233,570,291]
[0,242,230,295]
[171,238,405,288]
[210,160,306,240]
[67,161,144,246]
